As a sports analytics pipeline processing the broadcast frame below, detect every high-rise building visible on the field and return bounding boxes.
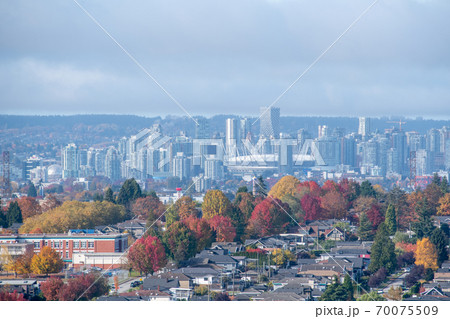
[172,152,190,180]
[62,144,79,179]
[318,125,329,139]
[195,118,210,139]
[240,118,251,142]
[259,107,280,139]
[226,118,239,157]
[358,117,371,137]
[105,147,121,182]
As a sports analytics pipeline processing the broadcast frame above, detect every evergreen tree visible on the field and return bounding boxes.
[93,193,103,202]
[441,176,449,194]
[413,197,435,239]
[27,183,37,197]
[0,211,6,228]
[385,204,397,236]
[441,223,450,238]
[432,173,441,186]
[104,187,115,203]
[430,228,448,266]
[6,202,23,227]
[357,212,373,241]
[256,176,267,197]
[236,186,248,194]
[360,180,376,197]
[369,223,397,274]
[343,274,354,301]
[117,179,142,207]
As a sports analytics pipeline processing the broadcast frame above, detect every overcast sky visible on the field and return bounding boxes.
[0,0,449,119]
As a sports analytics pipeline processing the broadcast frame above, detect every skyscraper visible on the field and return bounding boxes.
[358,117,371,137]
[226,118,239,156]
[62,143,79,179]
[105,147,121,182]
[259,107,280,139]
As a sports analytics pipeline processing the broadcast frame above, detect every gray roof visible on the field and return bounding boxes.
[257,292,306,301]
[142,277,179,291]
[173,267,220,277]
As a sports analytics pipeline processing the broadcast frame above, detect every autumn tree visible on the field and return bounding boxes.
[58,273,109,301]
[201,190,232,219]
[354,196,377,216]
[357,212,373,241]
[430,228,448,266]
[384,286,403,301]
[6,201,22,227]
[20,201,126,233]
[40,277,64,301]
[366,204,384,231]
[30,246,63,275]
[271,248,295,267]
[183,216,215,252]
[41,194,62,212]
[131,196,165,221]
[5,249,34,276]
[415,238,438,271]
[127,235,167,276]
[424,182,443,214]
[0,290,27,301]
[234,192,255,222]
[268,175,300,199]
[301,194,323,221]
[163,221,197,264]
[320,190,348,219]
[16,197,42,220]
[437,193,450,216]
[369,223,397,274]
[385,204,397,236]
[246,198,291,238]
[208,215,236,242]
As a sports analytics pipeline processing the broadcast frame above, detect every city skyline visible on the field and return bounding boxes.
[1,1,450,119]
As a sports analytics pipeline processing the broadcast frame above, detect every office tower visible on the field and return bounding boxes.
[195,118,210,139]
[259,107,280,139]
[62,143,79,179]
[105,147,121,182]
[226,118,239,157]
[342,136,356,168]
[315,136,340,167]
[318,125,329,139]
[415,149,429,176]
[427,128,441,153]
[445,139,450,171]
[94,149,107,176]
[204,158,223,180]
[172,152,190,180]
[240,118,251,142]
[23,155,42,180]
[392,131,407,175]
[361,140,378,167]
[358,117,371,137]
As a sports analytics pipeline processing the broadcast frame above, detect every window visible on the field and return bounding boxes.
[34,242,40,249]
[65,251,69,259]
[66,241,69,248]
[55,242,60,248]
[74,242,79,248]
[50,241,53,248]
[81,241,86,248]
[88,242,94,248]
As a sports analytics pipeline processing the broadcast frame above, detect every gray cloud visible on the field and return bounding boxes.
[0,0,449,118]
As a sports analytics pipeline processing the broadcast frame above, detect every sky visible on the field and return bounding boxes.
[0,0,449,119]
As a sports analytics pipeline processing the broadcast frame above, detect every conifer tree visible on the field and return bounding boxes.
[413,197,435,239]
[385,204,397,236]
[357,212,373,241]
[430,228,448,266]
[369,223,397,274]
[6,201,23,227]
[104,187,115,203]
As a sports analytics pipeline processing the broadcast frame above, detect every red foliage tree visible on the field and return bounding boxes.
[247,198,291,237]
[16,197,42,220]
[58,273,109,301]
[366,204,385,231]
[0,290,27,301]
[183,216,215,251]
[40,277,64,301]
[320,190,349,219]
[208,215,236,242]
[127,235,167,276]
[131,196,165,220]
[301,194,323,221]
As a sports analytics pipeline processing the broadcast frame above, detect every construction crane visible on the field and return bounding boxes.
[387,120,407,132]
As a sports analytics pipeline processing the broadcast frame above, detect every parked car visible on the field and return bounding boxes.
[130,281,142,288]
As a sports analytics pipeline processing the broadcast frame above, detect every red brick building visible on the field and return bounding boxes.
[0,232,128,269]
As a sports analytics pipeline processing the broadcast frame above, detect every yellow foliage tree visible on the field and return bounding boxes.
[271,248,296,267]
[201,190,232,219]
[20,200,126,233]
[415,238,438,271]
[31,246,64,275]
[268,175,300,200]
[437,193,450,216]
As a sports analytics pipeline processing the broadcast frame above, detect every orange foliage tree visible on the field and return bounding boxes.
[268,175,301,199]
[201,190,232,219]
[415,238,438,271]
[30,246,64,275]
[437,193,450,216]
[16,197,42,220]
